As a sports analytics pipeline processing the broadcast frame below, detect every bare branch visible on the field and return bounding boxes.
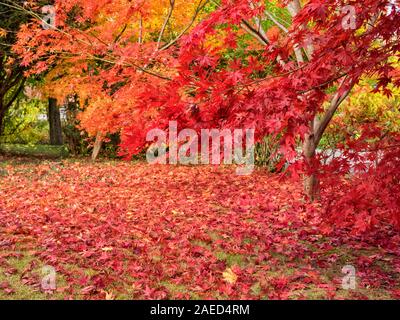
[160,0,209,51]
[157,0,175,50]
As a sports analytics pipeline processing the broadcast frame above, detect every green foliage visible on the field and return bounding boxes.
[254,135,282,171]
[0,0,31,135]
[63,123,89,156]
[102,133,121,159]
[0,98,49,145]
[63,96,90,156]
[321,80,400,150]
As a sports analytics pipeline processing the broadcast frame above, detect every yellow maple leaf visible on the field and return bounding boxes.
[0,28,7,38]
[222,267,238,284]
[101,290,115,300]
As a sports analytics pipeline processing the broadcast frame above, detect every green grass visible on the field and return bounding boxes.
[0,144,69,158]
[0,240,397,300]
[0,251,69,300]
[1,158,398,300]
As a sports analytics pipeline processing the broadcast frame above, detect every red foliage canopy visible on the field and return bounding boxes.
[12,0,400,233]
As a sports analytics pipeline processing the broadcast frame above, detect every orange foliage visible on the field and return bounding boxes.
[15,0,207,137]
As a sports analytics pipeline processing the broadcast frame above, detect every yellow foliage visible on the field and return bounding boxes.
[338,79,400,133]
[222,267,238,284]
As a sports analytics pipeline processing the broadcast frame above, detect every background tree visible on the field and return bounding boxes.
[11,0,209,158]
[47,97,63,145]
[0,0,31,136]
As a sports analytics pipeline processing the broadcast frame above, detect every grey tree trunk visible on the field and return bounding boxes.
[48,98,63,145]
[91,132,103,161]
[303,132,320,201]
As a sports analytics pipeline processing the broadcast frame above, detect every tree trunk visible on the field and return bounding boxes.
[0,98,6,137]
[91,132,103,161]
[303,131,320,201]
[48,98,63,145]
[0,107,5,137]
[64,95,83,155]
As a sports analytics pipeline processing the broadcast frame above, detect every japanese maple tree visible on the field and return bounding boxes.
[132,0,399,196]
[118,0,400,230]
[10,0,400,232]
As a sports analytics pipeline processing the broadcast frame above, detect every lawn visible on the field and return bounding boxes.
[0,156,399,300]
[0,144,69,158]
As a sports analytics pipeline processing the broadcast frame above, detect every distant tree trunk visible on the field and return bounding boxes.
[48,97,63,145]
[64,94,86,155]
[0,104,5,137]
[91,132,103,161]
[0,74,26,138]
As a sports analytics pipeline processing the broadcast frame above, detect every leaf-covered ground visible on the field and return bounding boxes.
[0,156,399,300]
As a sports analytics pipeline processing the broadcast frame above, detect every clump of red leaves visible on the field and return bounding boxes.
[319,135,400,235]
[0,158,400,299]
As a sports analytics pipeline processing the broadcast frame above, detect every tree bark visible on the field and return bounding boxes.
[48,98,63,145]
[91,132,103,161]
[303,130,320,201]
[64,94,84,155]
[0,106,5,138]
